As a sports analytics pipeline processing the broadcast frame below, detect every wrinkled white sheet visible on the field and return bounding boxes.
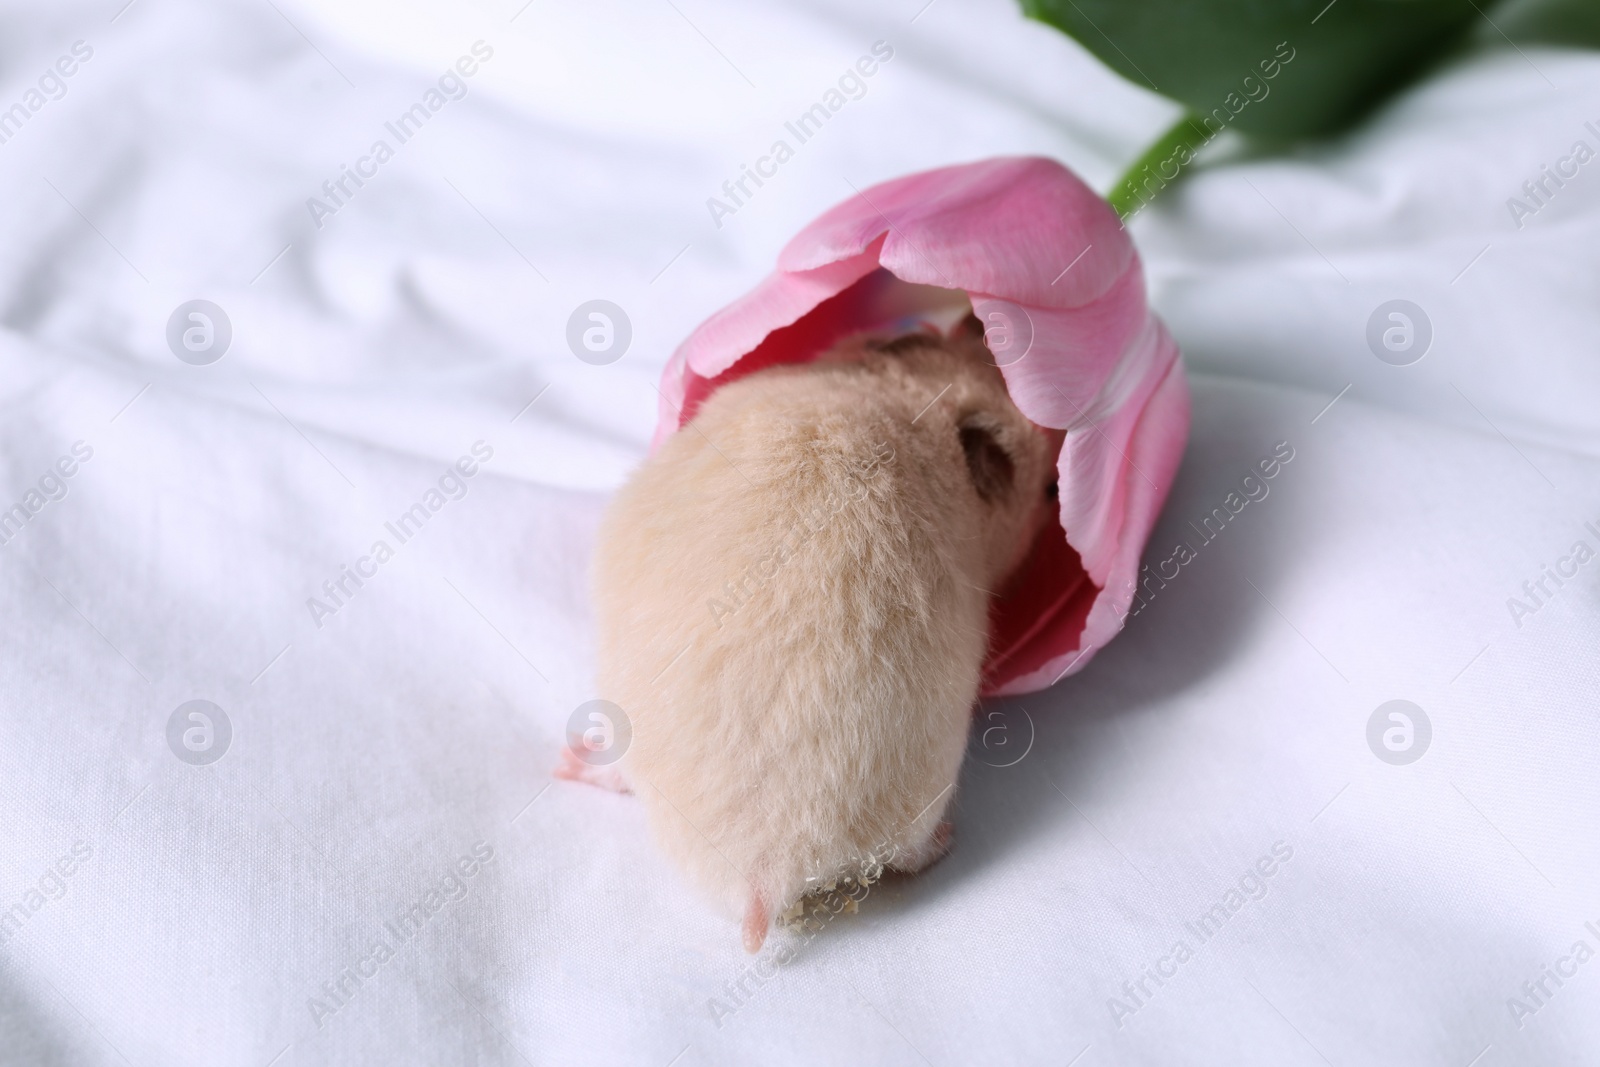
[1,0,1597,1064]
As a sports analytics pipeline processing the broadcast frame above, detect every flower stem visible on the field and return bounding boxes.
[1106,112,1209,220]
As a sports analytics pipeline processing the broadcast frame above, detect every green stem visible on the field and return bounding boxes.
[1106,111,1209,220]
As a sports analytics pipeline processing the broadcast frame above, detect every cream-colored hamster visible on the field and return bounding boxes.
[562,315,1055,952]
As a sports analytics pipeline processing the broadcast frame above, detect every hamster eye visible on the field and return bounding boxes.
[958,419,1014,501]
[1045,479,1059,501]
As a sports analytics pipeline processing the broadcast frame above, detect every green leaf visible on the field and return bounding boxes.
[1021,0,1484,141]
[1487,0,1600,49]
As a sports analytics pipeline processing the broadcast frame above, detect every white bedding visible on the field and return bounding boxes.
[1,0,1597,1064]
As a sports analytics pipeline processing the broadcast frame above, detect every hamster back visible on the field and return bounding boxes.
[589,324,1054,951]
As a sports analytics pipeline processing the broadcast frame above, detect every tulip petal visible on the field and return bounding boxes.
[984,326,1189,695]
[779,157,1133,310]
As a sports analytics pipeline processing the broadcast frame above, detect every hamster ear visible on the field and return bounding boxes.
[959,417,1015,502]
[951,311,985,342]
[741,891,769,954]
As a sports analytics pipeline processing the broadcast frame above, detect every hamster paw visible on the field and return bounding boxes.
[889,820,954,874]
[742,891,770,954]
[552,747,633,793]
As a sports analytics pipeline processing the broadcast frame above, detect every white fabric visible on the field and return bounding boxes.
[1,0,1596,1063]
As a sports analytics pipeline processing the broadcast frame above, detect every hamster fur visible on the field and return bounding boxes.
[570,317,1055,952]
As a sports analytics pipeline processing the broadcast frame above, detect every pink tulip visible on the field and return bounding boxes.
[652,156,1190,695]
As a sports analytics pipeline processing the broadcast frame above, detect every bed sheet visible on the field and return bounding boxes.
[0,1,1597,1064]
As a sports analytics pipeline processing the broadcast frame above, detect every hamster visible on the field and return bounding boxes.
[561,314,1056,952]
